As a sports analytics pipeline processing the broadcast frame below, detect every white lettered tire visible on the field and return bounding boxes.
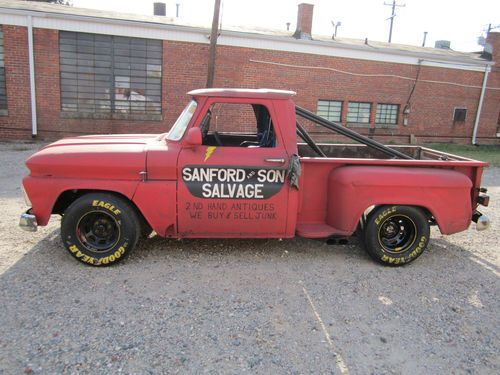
[363,205,430,266]
[61,193,140,266]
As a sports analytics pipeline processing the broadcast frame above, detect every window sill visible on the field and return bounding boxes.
[346,122,371,128]
[0,109,8,116]
[60,111,162,121]
[375,123,398,129]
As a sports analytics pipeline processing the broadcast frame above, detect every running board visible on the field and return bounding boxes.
[296,223,351,239]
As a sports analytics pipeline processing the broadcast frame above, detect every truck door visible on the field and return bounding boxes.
[177,99,291,237]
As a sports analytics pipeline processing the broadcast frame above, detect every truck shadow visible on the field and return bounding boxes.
[134,233,369,260]
[1,229,497,280]
[0,229,498,373]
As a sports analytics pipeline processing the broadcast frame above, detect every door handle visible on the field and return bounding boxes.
[264,158,286,164]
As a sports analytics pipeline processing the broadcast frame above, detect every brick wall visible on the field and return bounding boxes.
[32,29,166,139]
[213,45,498,144]
[0,25,499,145]
[480,32,500,141]
[0,26,32,138]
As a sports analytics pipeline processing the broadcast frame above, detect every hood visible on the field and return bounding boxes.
[26,134,159,180]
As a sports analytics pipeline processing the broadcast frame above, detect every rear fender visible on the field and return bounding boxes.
[327,166,473,235]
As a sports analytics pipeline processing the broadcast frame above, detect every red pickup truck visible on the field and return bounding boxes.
[20,89,490,267]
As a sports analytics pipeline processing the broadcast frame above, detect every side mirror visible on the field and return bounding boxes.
[185,127,202,146]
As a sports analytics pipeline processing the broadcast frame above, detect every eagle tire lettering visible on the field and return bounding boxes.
[61,193,141,267]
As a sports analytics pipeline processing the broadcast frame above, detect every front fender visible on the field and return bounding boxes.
[23,176,139,226]
[327,166,473,235]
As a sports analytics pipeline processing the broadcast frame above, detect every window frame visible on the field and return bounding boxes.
[193,98,283,149]
[316,99,343,123]
[347,101,371,124]
[59,31,163,121]
[166,99,198,141]
[375,103,399,125]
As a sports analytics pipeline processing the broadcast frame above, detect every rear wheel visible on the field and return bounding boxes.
[363,205,430,266]
[61,193,140,266]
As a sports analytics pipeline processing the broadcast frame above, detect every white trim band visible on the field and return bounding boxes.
[0,6,492,72]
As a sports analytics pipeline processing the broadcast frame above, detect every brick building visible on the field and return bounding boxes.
[0,0,499,144]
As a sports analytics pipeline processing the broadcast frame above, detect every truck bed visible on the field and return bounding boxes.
[295,143,487,239]
[297,143,477,162]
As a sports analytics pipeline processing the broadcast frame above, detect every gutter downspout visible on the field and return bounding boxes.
[472,64,490,145]
[27,15,37,138]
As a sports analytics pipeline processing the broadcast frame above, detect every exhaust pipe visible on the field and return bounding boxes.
[476,214,491,231]
[472,211,490,231]
[326,238,349,245]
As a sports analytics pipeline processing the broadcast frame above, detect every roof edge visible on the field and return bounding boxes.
[0,1,493,69]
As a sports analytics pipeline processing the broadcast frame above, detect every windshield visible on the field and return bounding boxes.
[166,100,198,141]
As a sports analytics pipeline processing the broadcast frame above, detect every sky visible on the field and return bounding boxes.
[72,0,500,52]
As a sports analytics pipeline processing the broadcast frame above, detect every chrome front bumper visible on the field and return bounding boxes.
[19,210,37,232]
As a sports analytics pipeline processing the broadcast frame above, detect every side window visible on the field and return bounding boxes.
[200,103,277,148]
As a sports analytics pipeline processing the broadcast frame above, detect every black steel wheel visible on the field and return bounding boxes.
[76,211,120,252]
[61,193,140,266]
[363,205,430,266]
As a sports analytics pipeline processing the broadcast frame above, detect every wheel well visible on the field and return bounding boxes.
[53,189,151,231]
[359,204,434,225]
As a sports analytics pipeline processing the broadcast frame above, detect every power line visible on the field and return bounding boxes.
[384,0,405,43]
[249,59,500,91]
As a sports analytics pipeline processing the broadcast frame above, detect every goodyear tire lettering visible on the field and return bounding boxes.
[364,205,430,267]
[408,235,427,259]
[62,193,140,267]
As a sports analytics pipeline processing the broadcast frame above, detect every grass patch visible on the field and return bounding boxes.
[13,146,33,151]
[424,143,500,166]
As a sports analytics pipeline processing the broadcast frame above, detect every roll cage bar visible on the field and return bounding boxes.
[295,106,412,160]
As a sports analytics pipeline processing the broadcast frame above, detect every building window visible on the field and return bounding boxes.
[316,100,342,122]
[376,103,399,125]
[347,102,371,123]
[453,107,467,122]
[59,31,162,119]
[0,25,7,115]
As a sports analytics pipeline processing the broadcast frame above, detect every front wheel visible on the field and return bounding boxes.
[363,205,430,266]
[61,193,141,266]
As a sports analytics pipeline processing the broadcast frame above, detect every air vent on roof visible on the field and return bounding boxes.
[154,2,166,16]
[435,40,451,49]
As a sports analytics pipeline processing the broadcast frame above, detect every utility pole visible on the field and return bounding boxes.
[384,0,405,43]
[206,0,222,88]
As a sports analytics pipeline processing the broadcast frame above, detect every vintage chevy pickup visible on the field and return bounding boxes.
[20,89,490,266]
